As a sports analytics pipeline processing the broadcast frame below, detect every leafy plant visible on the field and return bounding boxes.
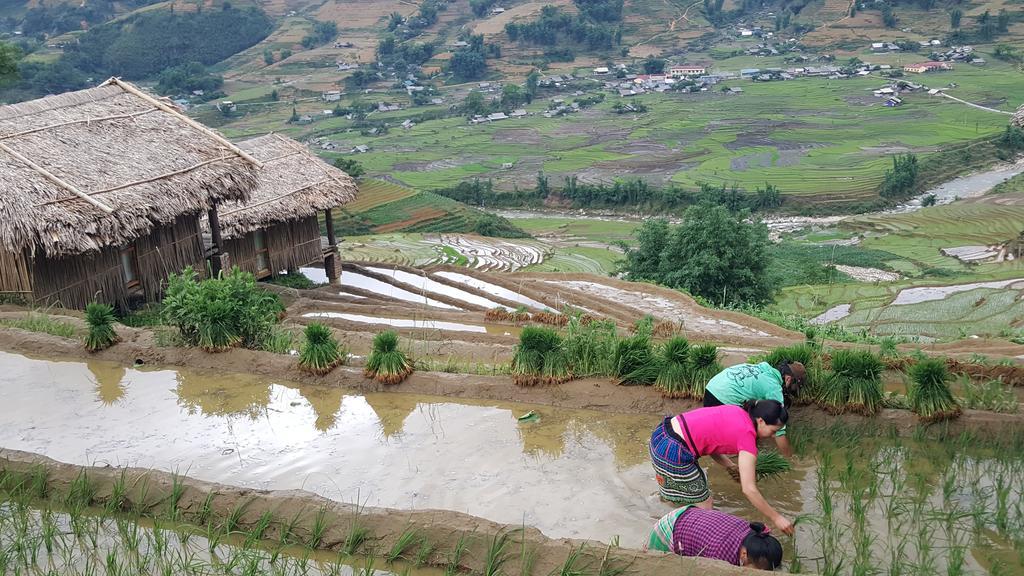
[365,330,413,384]
[298,323,345,375]
[512,326,568,386]
[908,359,961,422]
[386,527,421,563]
[84,302,119,351]
[163,267,283,352]
[654,336,691,398]
[615,333,656,385]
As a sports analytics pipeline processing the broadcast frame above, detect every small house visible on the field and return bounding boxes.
[322,90,342,102]
[669,65,707,78]
[0,79,259,309]
[593,67,610,75]
[904,61,952,74]
[214,134,357,283]
[885,97,903,107]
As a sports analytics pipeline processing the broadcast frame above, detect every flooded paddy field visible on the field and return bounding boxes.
[1,350,1022,574]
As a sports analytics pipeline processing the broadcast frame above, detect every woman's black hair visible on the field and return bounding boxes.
[741,399,789,427]
[775,362,795,407]
[742,522,783,570]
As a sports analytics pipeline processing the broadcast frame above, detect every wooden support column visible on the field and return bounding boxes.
[208,207,230,277]
[324,208,341,285]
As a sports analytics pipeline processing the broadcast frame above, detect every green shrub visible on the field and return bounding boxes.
[269,271,322,290]
[562,317,617,377]
[830,349,885,415]
[512,326,567,386]
[84,302,119,352]
[654,336,691,398]
[299,323,345,375]
[687,344,721,398]
[365,331,413,385]
[908,359,961,422]
[163,267,283,352]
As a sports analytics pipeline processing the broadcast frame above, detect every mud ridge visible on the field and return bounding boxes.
[0,448,761,576]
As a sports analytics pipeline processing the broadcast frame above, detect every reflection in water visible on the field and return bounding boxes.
[0,350,1021,575]
[87,362,126,405]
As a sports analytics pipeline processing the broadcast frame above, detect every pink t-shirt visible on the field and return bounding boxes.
[673,405,757,457]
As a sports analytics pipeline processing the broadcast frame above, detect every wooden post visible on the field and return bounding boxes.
[208,207,225,277]
[324,208,340,285]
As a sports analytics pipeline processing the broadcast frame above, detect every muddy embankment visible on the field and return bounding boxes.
[0,325,1022,439]
[0,448,759,576]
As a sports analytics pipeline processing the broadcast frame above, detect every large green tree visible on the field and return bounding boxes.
[0,42,18,84]
[623,205,777,305]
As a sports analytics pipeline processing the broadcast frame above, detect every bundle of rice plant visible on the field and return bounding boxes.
[84,302,119,352]
[512,326,566,386]
[484,307,512,322]
[531,311,567,327]
[687,344,721,398]
[562,318,617,377]
[831,349,885,415]
[817,372,849,414]
[908,358,961,423]
[298,323,345,375]
[655,337,691,398]
[755,450,793,480]
[365,331,413,385]
[615,333,656,386]
[762,343,821,405]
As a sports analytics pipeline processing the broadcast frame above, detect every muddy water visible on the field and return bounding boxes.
[339,271,461,310]
[891,278,1024,305]
[0,351,1020,575]
[365,266,506,309]
[302,312,521,337]
[433,271,550,310]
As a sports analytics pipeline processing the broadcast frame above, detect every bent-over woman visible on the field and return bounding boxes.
[649,399,794,535]
[646,506,783,571]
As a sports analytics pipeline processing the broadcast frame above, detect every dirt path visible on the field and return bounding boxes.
[938,92,1015,116]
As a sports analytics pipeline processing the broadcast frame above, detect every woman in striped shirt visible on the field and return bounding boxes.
[646,506,784,571]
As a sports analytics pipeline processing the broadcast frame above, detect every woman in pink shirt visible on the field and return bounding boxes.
[649,399,794,535]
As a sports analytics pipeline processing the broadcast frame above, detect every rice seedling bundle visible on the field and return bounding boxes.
[562,318,617,377]
[365,330,413,385]
[485,307,513,322]
[654,336,691,398]
[615,333,657,386]
[512,326,568,386]
[830,349,884,415]
[84,302,119,352]
[531,311,567,327]
[298,323,345,375]
[687,344,721,398]
[908,358,962,423]
[755,450,793,480]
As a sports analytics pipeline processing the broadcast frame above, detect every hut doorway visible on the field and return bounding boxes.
[254,230,271,277]
[119,248,141,292]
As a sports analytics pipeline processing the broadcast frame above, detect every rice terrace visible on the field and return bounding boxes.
[3,0,1024,575]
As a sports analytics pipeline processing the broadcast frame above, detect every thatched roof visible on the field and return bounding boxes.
[0,78,260,258]
[216,133,357,239]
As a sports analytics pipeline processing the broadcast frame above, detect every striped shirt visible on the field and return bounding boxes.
[672,507,751,565]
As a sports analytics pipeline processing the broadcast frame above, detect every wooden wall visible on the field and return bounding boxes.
[28,215,206,310]
[0,249,33,297]
[224,216,323,280]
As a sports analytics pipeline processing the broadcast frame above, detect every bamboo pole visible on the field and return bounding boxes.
[0,142,114,214]
[0,108,160,141]
[103,78,263,168]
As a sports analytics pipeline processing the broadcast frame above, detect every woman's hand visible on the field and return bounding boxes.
[772,515,795,536]
[727,466,741,483]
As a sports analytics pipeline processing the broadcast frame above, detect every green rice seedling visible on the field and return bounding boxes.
[445,534,469,576]
[84,302,119,351]
[66,469,95,509]
[554,543,592,576]
[614,333,656,386]
[365,330,414,385]
[280,509,304,546]
[687,343,721,398]
[360,553,377,576]
[562,318,617,377]
[908,359,961,423]
[597,544,632,576]
[298,323,345,375]
[196,491,216,526]
[755,450,793,480]
[105,468,129,514]
[960,378,1018,413]
[0,310,77,338]
[248,511,274,543]
[414,538,436,567]
[483,528,518,576]
[225,499,251,533]
[343,502,370,556]
[166,469,187,521]
[308,505,330,549]
[654,336,691,398]
[512,326,567,386]
[261,326,296,355]
[831,349,884,415]
[29,465,47,500]
[386,526,420,563]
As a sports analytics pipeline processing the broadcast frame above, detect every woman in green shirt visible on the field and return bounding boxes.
[702,361,804,458]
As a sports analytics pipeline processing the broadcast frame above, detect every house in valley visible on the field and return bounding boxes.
[213,134,358,284]
[0,78,259,310]
[904,61,953,74]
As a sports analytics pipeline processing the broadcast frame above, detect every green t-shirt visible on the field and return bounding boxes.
[705,362,787,436]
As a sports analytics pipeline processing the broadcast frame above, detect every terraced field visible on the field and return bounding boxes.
[333,188,508,236]
[344,179,418,213]
[339,233,552,272]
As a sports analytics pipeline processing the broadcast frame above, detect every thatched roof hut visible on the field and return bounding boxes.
[0,78,261,308]
[214,133,357,281]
